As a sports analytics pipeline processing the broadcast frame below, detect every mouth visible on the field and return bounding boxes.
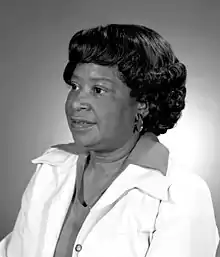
[70,118,96,130]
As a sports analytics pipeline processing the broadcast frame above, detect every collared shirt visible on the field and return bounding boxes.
[53,133,169,257]
[0,133,218,257]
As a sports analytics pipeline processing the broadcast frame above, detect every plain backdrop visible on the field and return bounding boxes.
[0,0,220,254]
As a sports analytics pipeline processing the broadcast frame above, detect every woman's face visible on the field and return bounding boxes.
[65,63,139,152]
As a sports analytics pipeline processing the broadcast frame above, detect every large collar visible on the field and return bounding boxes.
[32,133,169,175]
[31,134,171,202]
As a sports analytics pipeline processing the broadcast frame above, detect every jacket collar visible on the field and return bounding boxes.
[32,133,169,174]
[31,134,170,202]
[92,133,171,204]
[31,143,81,166]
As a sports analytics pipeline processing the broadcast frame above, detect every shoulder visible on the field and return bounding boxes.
[167,172,213,212]
[146,171,219,256]
[31,143,81,165]
[23,144,80,208]
[159,171,218,235]
[150,172,220,256]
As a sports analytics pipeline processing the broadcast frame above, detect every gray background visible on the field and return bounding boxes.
[1,0,220,254]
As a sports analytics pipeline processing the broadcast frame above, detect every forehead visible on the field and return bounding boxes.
[72,63,122,82]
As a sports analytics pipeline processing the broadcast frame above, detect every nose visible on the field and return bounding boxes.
[71,87,91,111]
[72,100,90,111]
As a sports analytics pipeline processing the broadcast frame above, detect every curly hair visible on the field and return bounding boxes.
[63,24,187,136]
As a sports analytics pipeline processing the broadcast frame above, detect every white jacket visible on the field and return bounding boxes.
[0,147,219,257]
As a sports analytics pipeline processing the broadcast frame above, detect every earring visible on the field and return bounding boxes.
[133,113,144,133]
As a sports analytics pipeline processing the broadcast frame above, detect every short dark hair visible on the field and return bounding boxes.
[63,24,187,136]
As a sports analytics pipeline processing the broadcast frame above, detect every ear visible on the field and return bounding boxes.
[137,102,149,118]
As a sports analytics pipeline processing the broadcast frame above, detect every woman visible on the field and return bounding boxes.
[0,24,219,257]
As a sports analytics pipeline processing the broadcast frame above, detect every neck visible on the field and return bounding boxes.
[90,132,140,163]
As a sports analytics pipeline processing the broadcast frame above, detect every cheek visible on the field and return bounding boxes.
[65,92,76,114]
[65,93,71,110]
[96,109,116,132]
[97,100,135,134]
[65,100,68,113]
[65,101,71,119]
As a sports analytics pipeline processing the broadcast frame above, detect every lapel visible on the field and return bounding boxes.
[74,164,172,246]
[31,141,171,255]
[32,149,79,256]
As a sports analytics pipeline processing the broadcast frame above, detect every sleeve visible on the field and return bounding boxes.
[0,147,66,257]
[0,234,12,257]
[147,172,219,257]
[0,164,43,257]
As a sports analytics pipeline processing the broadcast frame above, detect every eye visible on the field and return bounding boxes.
[67,81,79,91]
[92,85,107,95]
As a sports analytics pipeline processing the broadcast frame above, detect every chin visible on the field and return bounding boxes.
[71,132,100,150]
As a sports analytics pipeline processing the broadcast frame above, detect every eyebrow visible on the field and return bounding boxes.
[71,75,114,84]
[90,77,114,83]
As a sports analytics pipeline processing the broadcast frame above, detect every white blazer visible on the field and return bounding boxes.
[0,147,219,257]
